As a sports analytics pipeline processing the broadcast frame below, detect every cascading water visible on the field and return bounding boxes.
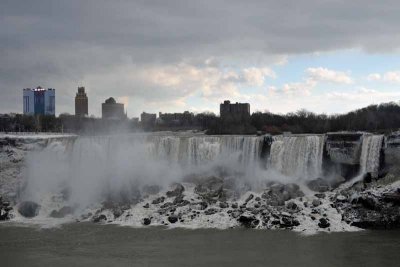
[359,134,384,178]
[267,135,325,180]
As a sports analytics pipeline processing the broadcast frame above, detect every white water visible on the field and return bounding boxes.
[359,134,384,178]
[21,134,266,210]
[267,135,325,180]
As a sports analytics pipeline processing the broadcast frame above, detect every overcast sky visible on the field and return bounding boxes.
[2,0,400,117]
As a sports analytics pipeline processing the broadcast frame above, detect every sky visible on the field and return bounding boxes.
[1,0,400,118]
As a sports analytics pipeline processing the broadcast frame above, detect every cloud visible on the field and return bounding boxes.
[243,67,276,87]
[273,67,350,96]
[367,73,381,81]
[306,67,353,84]
[367,71,400,83]
[2,1,400,115]
[383,71,400,82]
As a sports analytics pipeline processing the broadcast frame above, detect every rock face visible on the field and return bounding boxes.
[18,201,40,218]
[326,133,363,165]
[338,184,400,229]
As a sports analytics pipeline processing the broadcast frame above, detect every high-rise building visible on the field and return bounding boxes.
[75,87,88,117]
[102,97,126,120]
[23,87,55,116]
[140,112,157,126]
[220,100,250,122]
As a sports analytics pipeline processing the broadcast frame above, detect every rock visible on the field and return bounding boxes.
[18,201,40,218]
[286,202,298,210]
[168,215,178,224]
[245,194,254,203]
[92,214,107,223]
[336,195,347,202]
[143,218,151,225]
[315,193,326,199]
[262,183,304,206]
[152,196,165,205]
[312,199,322,207]
[49,206,73,218]
[166,183,185,198]
[383,192,400,205]
[318,218,330,228]
[307,178,330,192]
[204,208,218,215]
[280,217,300,228]
[160,202,174,209]
[357,195,379,210]
[219,202,229,209]
[231,203,238,209]
[194,176,224,199]
[143,203,150,209]
[238,215,259,228]
[173,195,185,205]
[193,201,208,210]
[231,210,241,218]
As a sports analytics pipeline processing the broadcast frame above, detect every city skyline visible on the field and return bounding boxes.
[2,1,400,117]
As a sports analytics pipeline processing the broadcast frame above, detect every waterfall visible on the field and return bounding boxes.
[267,135,325,180]
[359,134,384,178]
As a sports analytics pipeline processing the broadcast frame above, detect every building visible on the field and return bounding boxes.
[220,100,250,121]
[75,87,88,117]
[158,111,194,126]
[23,87,55,116]
[140,112,157,126]
[102,97,126,120]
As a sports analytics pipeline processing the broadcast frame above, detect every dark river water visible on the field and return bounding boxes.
[0,223,400,267]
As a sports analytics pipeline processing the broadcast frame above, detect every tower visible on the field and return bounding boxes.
[75,87,88,117]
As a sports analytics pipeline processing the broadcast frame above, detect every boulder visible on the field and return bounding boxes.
[280,217,300,228]
[219,202,229,209]
[262,183,304,207]
[238,215,259,228]
[168,215,178,224]
[245,194,254,203]
[166,183,185,198]
[18,201,40,218]
[307,178,330,192]
[92,214,107,223]
[152,196,165,205]
[204,208,218,215]
[49,206,73,218]
[142,218,151,226]
[286,202,298,210]
[194,176,224,199]
[312,199,322,207]
[318,218,330,228]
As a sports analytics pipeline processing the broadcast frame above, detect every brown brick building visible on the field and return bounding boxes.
[75,87,88,117]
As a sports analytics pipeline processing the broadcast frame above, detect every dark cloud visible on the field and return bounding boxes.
[1,0,400,115]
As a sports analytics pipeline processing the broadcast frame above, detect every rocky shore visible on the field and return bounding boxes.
[4,174,398,233]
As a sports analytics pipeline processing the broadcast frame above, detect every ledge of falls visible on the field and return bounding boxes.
[1,131,400,232]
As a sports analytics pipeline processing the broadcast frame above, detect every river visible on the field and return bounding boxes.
[1,223,399,267]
